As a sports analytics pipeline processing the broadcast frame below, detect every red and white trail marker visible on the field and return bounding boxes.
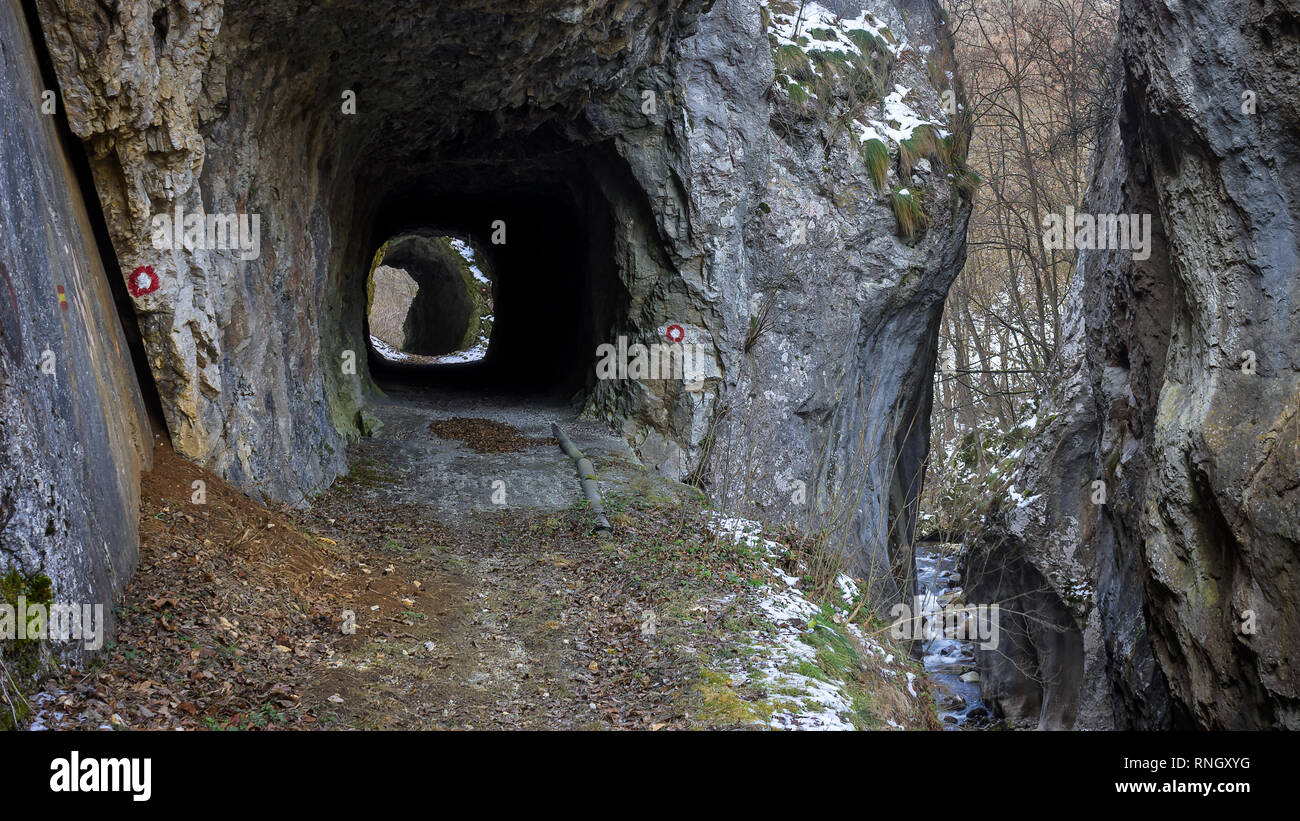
[127,265,160,297]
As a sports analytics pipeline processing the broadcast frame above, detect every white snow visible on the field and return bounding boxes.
[761,1,952,167]
[879,85,949,141]
[856,120,886,144]
[765,1,906,58]
[835,573,860,604]
[449,238,492,286]
[704,513,918,730]
[1006,483,1043,509]
[369,334,488,365]
[856,87,949,148]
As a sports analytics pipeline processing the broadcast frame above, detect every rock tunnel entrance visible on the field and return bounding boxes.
[360,145,630,401]
[366,232,496,363]
[14,0,979,666]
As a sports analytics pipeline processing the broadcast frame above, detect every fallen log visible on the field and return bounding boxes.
[551,422,613,535]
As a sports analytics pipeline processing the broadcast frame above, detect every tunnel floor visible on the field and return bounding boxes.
[353,382,643,514]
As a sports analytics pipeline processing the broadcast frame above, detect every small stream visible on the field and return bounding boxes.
[915,543,992,728]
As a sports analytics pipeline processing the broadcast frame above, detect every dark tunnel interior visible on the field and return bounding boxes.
[361,145,627,402]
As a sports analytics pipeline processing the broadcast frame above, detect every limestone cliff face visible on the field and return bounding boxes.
[584,0,969,601]
[0,0,152,648]
[31,0,967,601]
[32,0,708,504]
[966,0,1300,729]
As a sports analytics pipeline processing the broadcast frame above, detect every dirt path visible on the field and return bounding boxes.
[294,388,693,728]
[22,388,935,731]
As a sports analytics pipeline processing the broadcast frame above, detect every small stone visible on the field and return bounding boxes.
[940,694,966,710]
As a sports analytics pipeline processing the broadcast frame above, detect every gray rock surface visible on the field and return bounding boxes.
[30,0,968,605]
[366,264,418,350]
[966,0,1299,729]
[587,0,969,602]
[0,0,152,654]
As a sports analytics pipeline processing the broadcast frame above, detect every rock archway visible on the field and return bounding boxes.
[361,150,630,397]
[367,232,495,360]
[33,0,968,604]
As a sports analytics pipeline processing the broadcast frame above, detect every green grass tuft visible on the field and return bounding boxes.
[899,125,942,177]
[890,187,929,240]
[770,23,893,124]
[785,81,811,111]
[775,44,816,84]
[845,28,886,55]
[862,138,890,190]
[954,168,982,199]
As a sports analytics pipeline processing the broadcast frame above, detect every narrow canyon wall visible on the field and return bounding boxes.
[32,0,968,603]
[966,0,1299,729]
[0,0,152,650]
[584,0,969,601]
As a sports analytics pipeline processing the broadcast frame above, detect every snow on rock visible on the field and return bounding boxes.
[765,1,906,58]
[880,85,948,140]
[761,0,948,151]
[450,237,492,287]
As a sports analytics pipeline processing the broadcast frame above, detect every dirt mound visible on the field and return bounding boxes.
[26,442,432,730]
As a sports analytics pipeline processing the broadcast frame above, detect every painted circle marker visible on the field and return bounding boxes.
[665,324,685,343]
[127,265,160,297]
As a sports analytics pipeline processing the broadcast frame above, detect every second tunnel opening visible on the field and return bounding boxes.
[361,142,631,404]
[367,231,497,364]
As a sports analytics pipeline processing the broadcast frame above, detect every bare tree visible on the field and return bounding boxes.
[925,0,1119,531]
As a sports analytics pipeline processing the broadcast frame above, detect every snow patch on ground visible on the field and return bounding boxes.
[370,334,488,365]
[704,513,917,730]
[835,573,859,604]
[25,689,113,731]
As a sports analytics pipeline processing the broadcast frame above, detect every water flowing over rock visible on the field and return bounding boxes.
[965,0,1299,729]
[22,0,968,604]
